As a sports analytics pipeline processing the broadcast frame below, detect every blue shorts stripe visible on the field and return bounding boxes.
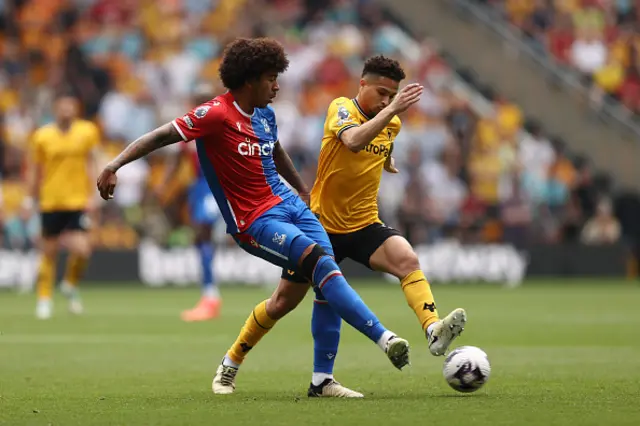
[258,244,288,261]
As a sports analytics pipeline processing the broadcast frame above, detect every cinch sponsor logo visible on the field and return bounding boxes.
[364,142,391,157]
[238,139,276,157]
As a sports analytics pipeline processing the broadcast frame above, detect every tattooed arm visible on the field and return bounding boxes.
[97,123,183,200]
[105,123,183,172]
[272,141,310,203]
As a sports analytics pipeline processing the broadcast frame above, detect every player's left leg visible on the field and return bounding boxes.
[280,269,362,398]
[60,211,93,315]
[181,222,221,322]
[369,232,466,356]
[291,204,393,398]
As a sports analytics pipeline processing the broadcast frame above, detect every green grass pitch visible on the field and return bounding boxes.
[1,280,639,425]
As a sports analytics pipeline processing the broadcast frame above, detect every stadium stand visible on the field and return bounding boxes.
[480,0,640,114]
[0,0,632,258]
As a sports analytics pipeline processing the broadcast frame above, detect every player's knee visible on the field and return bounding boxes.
[267,287,306,320]
[41,238,59,258]
[75,242,92,258]
[300,244,328,282]
[68,237,92,258]
[397,250,421,278]
[268,296,297,320]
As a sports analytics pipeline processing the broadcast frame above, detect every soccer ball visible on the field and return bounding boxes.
[443,346,491,393]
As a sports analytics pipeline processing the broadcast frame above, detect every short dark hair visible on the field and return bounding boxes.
[218,38,289,90]
[362,55,406,82]
[54,89,79,101]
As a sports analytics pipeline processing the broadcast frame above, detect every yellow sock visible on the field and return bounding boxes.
[401,270,439,331]
[37,255,56,299]
[63,254,89,287]
[227,300,278,365]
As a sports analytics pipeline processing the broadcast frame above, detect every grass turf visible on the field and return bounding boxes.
[1,280,639,425]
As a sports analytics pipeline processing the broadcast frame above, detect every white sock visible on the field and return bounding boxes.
[222,355,240,369]
[312,373,333,386]
[376,330,396,352]
[61,281,78,297]
[427,322,436,338]
[202,286,220,299]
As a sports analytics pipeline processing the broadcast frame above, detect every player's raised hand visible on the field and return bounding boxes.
[96,167,118,200]
[384,156,400,174]
[389,83,423,115]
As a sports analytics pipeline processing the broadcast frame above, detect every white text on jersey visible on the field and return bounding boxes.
[238,140,276,157]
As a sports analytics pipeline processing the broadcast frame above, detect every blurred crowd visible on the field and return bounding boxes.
[482,0,640,113]
[0,0,627,252]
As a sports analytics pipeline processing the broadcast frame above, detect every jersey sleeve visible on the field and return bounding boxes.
[172,101,226,142]
[326,98,359,141]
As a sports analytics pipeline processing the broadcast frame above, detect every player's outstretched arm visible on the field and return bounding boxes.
[97,123,182,200]
[341,83,423,153]
[272,141,310,203]
[106,123,182,172]
[154,148,182,201]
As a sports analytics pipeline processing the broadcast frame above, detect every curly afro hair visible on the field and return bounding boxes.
[362,55,406,82]
[218,38,290,90]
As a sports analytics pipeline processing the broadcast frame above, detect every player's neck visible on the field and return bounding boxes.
[56,119,73,132]
[354,95,373,119]
[230,91,255,116]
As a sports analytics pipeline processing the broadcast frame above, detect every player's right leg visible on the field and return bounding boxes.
[36,212,63,319]
[369,234,466,356]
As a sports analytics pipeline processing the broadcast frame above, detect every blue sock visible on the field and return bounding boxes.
[311,288,341,374]
[313,256,386,343]
[197,242,218,298]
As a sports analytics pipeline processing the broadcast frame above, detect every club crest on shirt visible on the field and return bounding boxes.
[183,115,194,129]
[261,118,271,134]
[336,105,352,126]
[272,232,287,246]
[194,105,211,119]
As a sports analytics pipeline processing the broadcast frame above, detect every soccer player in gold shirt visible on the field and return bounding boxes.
[301,56,467,395]
[213,56,467,398]
[26,93,100,319]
